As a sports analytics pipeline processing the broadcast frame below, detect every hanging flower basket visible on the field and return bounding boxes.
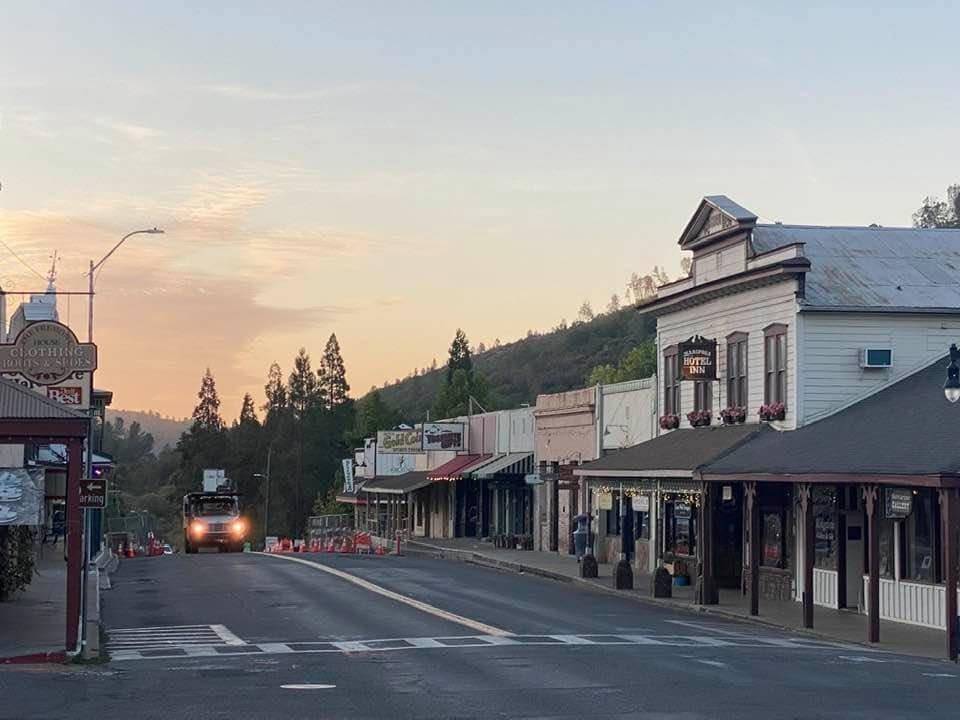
[686,410,712,427]
[720,406,747,425]
[758,403,786,422]
[659,414,680,430]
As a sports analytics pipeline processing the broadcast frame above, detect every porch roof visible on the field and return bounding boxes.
[573,425,764,478]
[361,471,431,495]
[701,355,960,485]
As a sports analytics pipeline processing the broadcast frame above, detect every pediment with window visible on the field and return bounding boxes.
[679,195,758,250]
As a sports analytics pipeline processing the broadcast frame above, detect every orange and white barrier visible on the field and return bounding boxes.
[354,532,372,554]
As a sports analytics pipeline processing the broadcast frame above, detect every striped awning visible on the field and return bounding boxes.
[473,452,534,479]
[427,454,491,481]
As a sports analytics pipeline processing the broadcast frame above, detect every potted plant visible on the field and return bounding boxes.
[686,410,712,427]
[758,402,786,422]
[659,413,680,430]
[672,558,690,586]
[720,406,747,425]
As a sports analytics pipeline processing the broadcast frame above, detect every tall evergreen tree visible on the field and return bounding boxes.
[288,348,320,417]
[238,393,258,426]
[446,329,473,383]
[263,362,287,415]
[191,368,223,431]
[319,333,350,409]
[432,329,490,419]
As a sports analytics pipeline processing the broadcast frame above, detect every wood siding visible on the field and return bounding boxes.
[657,281,799,429]
[800,313,960,424]
[693,240,748,285]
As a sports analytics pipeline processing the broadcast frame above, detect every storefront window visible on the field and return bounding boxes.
[665,500,696,557]
[814,487,838,570]
[634,510,650,540]
[878,517,895,580]
[903,490,939,582]
[605,493,621,535]
[762,512,784,567]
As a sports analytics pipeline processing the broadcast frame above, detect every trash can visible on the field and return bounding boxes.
[572,513,591,561]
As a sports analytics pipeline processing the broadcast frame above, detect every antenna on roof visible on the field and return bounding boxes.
[47,250,59,288]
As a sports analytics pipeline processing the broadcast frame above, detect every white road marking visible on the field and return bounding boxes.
[281,684,336,690]
[107,624,247,654]
[838,655,887,663]
[211,624,246,646]
[922,673,956,678]
[111,631,866,661]
[695,659,729,668]
[257,552,511,637]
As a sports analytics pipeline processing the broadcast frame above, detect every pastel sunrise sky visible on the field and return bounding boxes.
[1,2,957,418]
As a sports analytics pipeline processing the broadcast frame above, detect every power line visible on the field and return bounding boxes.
[0,237,46,282]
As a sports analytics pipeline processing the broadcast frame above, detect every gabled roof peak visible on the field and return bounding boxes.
[679,196,758,249]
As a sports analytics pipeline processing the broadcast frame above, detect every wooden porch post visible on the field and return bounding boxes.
[745,481,759,616]
[65,438,83,652]
[699,482,717,605]
[798,483,814,629]
[864,485,880,644]
[941,488,958,662]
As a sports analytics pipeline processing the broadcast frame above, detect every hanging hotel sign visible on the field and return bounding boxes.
[0,321,97,386]
[597,492,613,511]
[422,422,465,451]
[885,488,913,519]
[342,459,355,494]
[678,335,717,381]
[377,429,423,454]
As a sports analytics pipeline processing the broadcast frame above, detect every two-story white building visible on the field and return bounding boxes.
[577,195,960,656]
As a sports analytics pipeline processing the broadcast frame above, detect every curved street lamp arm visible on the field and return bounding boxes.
[89,227,164,276]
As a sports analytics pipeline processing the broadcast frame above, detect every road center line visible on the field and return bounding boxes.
[256,552,512,637]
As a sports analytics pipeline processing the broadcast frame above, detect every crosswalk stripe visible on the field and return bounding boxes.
[107,624,246,654]
[108,631,866,662]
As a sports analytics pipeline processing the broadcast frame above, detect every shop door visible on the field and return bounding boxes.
[715,484,743,589]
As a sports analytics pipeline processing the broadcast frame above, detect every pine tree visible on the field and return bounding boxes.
[238,393,258,425]
[191,368,223,431]
[446,329,473,383]
[288,348,320,417]
[263,362,287,414]
[318,333,350,409]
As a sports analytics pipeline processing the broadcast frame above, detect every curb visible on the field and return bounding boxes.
[0,650,66,665]
[409,543,947,661]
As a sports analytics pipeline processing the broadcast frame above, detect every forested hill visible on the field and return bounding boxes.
[105,409,191,452]
[376,308,655,422]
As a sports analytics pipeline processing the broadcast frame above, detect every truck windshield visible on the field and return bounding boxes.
[195,499,237,516]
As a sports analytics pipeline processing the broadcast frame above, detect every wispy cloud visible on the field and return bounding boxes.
[92,117,162,141]
[204,83,363,101]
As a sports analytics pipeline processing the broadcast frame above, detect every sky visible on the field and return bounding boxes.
[1,2,958,419]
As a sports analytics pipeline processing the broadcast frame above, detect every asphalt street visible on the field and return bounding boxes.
[3,551,960,719]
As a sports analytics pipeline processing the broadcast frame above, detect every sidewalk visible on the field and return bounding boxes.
[406,536,953,661]
[0,541,67,663]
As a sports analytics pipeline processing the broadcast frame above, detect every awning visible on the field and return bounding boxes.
[361,471,432,495]
[427,454,491,481]
[336,491,369,505]
[474,452,534,478]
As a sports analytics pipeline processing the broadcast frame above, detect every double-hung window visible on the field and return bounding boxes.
[726,332,748,407]
[663,346,680,415]
[763,324,788,405]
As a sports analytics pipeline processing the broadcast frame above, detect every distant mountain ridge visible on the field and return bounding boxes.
[106,409,191,452]
[375,307,655,422]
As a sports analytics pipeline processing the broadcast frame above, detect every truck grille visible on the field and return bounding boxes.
[207,523,229,533]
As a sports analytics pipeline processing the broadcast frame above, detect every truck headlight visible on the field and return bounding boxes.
[231,520,246,537]
[190,521,206,537]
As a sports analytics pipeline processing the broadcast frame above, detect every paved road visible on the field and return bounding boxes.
[3,551,960,719]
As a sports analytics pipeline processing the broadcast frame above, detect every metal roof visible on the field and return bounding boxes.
[704,195,758,222]
[574,424,764,477]
[703,356,960,478]
[0,376,88,420]
[751,224,960,310]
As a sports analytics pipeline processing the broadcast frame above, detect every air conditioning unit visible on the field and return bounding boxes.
[860,348,892,368]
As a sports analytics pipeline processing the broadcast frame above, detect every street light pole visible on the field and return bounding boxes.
[87,227,164,343]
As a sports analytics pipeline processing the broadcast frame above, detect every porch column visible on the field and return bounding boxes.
[65,438,83,652]
[699,482,717,605]
[798,483,814,629]
[745,481,759,616]
[863,484,880,644]
[940,488,958,662]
